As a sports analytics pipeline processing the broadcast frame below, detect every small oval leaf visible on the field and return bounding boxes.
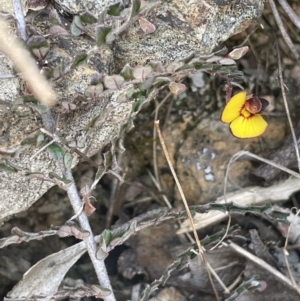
[47,143,64,161]
[103,75,124,90]
[169,82,186,96]
[227,46,249,60]
[138,17,156,34]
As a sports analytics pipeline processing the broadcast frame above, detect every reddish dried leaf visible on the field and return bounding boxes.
[138,17,156,34]
[103,75,124,90]
[168,82,186,96]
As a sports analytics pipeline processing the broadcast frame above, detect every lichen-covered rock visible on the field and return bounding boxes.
[113,0,264,69]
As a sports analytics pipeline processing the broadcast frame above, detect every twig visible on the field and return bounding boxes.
[268,0,299,60]
[154,120,221,301]
[61,166,116,301]
[153,99,160,183]
[275,42,300,173]
[277,0,300,30]
[224,240,300,293]
[0,74,18,79]
[13,0,27,41]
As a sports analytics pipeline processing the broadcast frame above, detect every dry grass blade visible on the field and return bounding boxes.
[268,0,299,60]
[275,41,300,173]
[154,120,221,301]
[277,0,300,30]
[224,240,300,294]
[0,18,57,107]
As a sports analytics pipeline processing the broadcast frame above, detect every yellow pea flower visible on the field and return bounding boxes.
[221,91,269,139]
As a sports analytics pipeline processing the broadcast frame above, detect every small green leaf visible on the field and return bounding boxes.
[49,9,62,25]
[80,12,97,24]
[96,26,112,46]
[0,163,18,173]
[131,0,141,18]
[71,16,84,36]
[193,62,204,69]
[95,166,106,182]
[102,229,113,245]
[36,133,45,147]
[27,35,50,60]
[70,52,88,70]
[22,95,38,103]
[63,152,73,169]
[107,4,121,16]
[120,64,134,80]
[48,172,73,186]
[225,276,261,301]
[103,152,112,168]
[47,143,64,161]
[153,77,171,88]
[26,102,48,114]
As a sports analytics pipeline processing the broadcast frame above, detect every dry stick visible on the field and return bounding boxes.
[154,120,221,301]
[224,240,300,293]
[277,0,300,30]
[268,0,299,60]
[275,42,300,173]
[62,167,116,301]
[13,0,27,41]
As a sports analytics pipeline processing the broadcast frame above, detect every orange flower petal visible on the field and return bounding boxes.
[221,91,247,123]
[229,114,268,138]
